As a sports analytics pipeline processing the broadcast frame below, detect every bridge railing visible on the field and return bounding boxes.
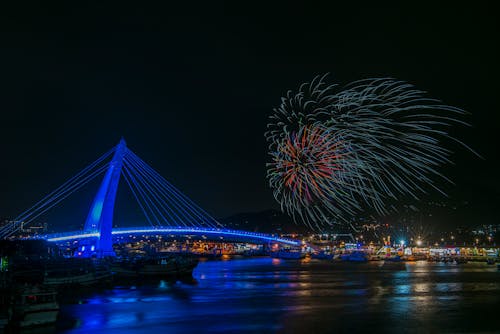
[43,227,301,246]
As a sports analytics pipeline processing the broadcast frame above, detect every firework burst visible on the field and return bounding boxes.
[268,124,360,229]
[266,75,474,229]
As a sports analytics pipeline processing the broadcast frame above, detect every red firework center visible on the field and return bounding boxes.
[276,125,346,203]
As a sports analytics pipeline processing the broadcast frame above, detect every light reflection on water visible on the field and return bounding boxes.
[54,258,500,333]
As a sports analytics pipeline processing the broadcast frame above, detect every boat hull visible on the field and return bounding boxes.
[112,255,198,279]
[44,271,113,286]
[270,251,305,259]
[17,305,58,327]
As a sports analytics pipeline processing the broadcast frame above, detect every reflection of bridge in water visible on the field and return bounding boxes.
[0,139,300,255]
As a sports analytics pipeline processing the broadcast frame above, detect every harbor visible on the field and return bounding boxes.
[2,256,500,333]
[1,235,499,331]
[0,240,200,331]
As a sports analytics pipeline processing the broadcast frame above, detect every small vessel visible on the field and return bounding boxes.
[242,249,266,257]
[404,255,416,262]
[311,251,334,260]
[11,285,59,328]
[270,249,306,259]
[44,268,112,286]
[112,254,199,279]
[385,255,403,262]
[43,259,113,287]
[340,251,368,262]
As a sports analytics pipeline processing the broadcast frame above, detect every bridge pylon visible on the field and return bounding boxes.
[83,138,127,257]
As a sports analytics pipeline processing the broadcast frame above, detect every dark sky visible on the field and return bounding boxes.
[0,2,498,227]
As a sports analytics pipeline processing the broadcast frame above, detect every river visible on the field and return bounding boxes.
[48,257,500,333]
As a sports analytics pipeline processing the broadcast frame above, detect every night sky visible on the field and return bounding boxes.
[1,3,498,229]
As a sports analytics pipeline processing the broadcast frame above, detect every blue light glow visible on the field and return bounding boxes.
[91,202,103,222]
[29,139,301,255]
[45,227,300,246]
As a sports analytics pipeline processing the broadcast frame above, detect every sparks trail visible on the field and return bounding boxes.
[266,75,475,230]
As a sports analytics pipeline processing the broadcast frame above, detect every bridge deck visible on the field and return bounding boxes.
[44,227,301,246]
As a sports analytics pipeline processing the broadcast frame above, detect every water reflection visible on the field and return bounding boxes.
[53,258,500,333]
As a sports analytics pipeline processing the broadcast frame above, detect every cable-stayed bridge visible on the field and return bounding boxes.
[0,139,300,256]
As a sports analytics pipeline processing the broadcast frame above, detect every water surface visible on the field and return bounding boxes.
[56,257,500,333]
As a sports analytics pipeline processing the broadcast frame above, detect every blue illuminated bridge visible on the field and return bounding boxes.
[0,139,300,255]
[45,227,299,246]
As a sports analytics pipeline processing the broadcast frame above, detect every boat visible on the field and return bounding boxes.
[242,249,266,256]
[11,285,59,328]
[43,259,113,287]
[385,255,403,262]
[340,251,368,262]
[44,268,112,286]
[403,255,417,262]
[311,251,334,260]
[112,254,199,279]
[270,249,306,259]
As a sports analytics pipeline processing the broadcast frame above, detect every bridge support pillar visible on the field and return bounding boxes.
[83,138,127,257]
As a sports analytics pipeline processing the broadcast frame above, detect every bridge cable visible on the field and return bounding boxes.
[127,151,221,228]
[20,165,109,226]
[125,152,212,228]
[125,154,199,227]
[13,147,115,224]
[1,164,109,236]
[121,163,164,227]
[126,150,223,228]
[122,158,180,227]
[124,153,198,227]
[123,156,185,227]
[121,165,155,228]
[2,163,109,238]
[125,151,211,228]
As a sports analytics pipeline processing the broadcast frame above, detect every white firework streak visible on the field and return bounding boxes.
[266,75,476,230]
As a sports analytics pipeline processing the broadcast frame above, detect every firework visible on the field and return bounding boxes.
[266,75,472,229]
[268,124,360,229]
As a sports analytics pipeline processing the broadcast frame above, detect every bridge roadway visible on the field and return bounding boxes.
[43,227,302,246]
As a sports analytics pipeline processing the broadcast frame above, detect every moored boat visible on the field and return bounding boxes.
[43,258,113,287]
[112,254,199,279]
[340,251,368,262]
[311,251,334,260]
[385,255,403,262]
[270,249,306,259]
[11,285,59,328]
